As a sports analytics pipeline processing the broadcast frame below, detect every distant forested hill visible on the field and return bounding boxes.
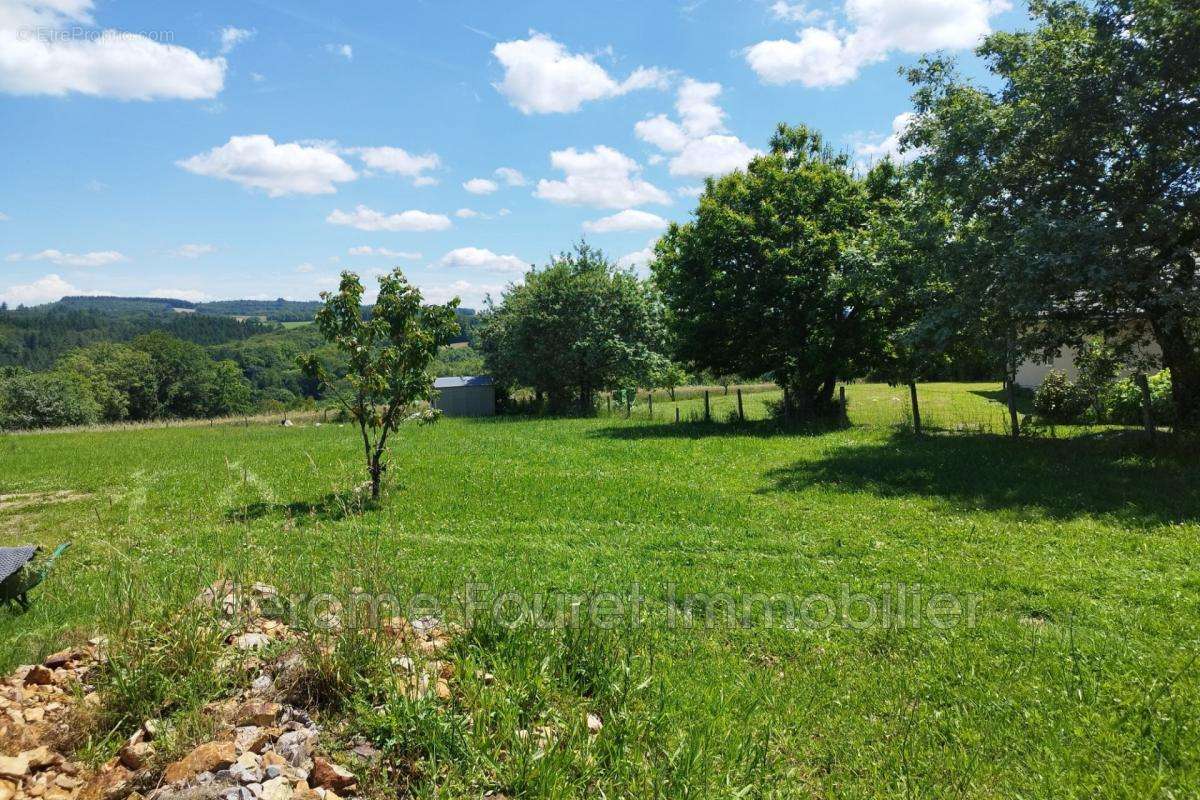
[0,305,270,369]
[195,298,325,321]
[54,295,322,322]
[50,296,480,331]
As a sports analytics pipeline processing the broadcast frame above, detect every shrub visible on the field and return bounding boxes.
[1033,371,1089,423]
[0,370,101,429]
[1101,370,1174,426]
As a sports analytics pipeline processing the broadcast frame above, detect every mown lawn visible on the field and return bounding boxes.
[1,383,1197,798]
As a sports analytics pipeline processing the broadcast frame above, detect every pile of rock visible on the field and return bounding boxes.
[2,581,466,800]
[148,699,354,800]
[0,645,103,800]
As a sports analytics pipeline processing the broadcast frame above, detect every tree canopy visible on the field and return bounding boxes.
[905,0,1200,428]
[299,269,459,499]
[479,242,668,413]
[653,124,897,418]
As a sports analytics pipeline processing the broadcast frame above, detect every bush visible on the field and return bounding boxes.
[1033,371,1089,423]
[0,370,101,429]
[1101,370,1174,426]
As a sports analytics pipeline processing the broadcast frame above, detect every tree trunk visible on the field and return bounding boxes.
[1005,379,1020,438]
[1150,314,1200,433]
[369,457,382,500]
[1135,373,1155,438]
[1004,330,1021,438]
[579,383,593,415]
[908,381,922,436]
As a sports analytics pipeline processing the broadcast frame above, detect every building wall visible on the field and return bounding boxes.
[434,386,495,417]
[1016,337,1162,389]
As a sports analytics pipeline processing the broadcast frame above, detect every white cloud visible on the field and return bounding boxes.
[0,273,103,306]
[171,243,216,259]
[676,79,724,137]
[147,288,210,303]
[634,115,689,153]
[637,80,760,178]
[745,28,863,87]
[325,43,353,60]
[492,32,668,114]
[769,1,825,23]
[0,212,8,221]
[498,208,511,216]
[455,208,482,218]
[676,185,704,198]
[535,145,670,208]
[178,135,356,196]
[493,167,526,187]
[746,0,1010,87]
[852,112,919,167]
[583,209,668,233]
[8,249,126,267]
[326,205,451,232]
[439,247,528,273]
[295,262,315,273]
[670,135,759,178]
[351,146,439,184]
[463,178,498,195]
[420,279,506,307]
[348,246,421,259]
[219,26,254,55]
[617,239,658,275]
[0,0,226,100]
[413,175,438,187]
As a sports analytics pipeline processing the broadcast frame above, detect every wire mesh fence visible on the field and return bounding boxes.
[598,382,1018,434]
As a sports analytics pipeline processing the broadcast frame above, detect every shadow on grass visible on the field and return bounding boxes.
[970,387,1035,414]
[762,429,1200,523]
[590,417,849,441]
[226,491,377,524]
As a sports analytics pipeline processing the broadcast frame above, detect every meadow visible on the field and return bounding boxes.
[1,383,1198,798]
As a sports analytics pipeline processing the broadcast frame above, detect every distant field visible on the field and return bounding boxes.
[1,382,1197,797]
[279,320,314,329]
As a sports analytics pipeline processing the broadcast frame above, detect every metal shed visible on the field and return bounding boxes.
[432,376,496,417]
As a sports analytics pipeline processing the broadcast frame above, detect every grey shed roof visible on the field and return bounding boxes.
[433,376,494,389]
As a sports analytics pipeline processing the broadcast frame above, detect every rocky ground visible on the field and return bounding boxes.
[0,582,460,800]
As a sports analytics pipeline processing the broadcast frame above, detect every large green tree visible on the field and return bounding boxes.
[653,124,889,419]
[299,269,459,499]
[478,242,668,413]
[57,342,159,422]
[906,0,1200,430]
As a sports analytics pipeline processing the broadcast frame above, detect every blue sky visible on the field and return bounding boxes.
[0,0,1024,309]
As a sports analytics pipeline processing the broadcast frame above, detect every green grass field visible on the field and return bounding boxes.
[2,383,1197,797]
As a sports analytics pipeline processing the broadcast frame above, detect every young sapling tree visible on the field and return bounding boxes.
[299,269,459,499]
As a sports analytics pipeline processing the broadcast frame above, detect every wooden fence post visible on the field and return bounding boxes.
[704,390,711,422]
[839,385,847,422]
[675,407,680,423]
[909,381,922,436]
[648,392,653,419]
[737,388,744,422]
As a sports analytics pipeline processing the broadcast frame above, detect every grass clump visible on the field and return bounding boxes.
[335,613,778,799]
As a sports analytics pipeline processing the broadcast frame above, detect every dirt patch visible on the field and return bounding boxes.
[0,492,92,514]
